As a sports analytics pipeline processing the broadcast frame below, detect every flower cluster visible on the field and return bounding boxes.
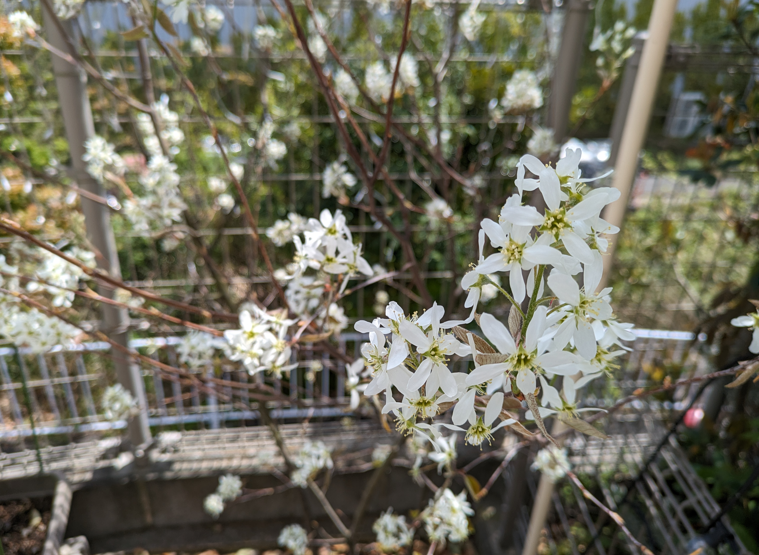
[278,524,308,555]
[254,25,279,50]
[366,62,393,103]
[122,155,187,233]
[223,307,297,377]
[83,136,126,182]
[8,11,38,37]
[26,246,95,308]
[532,445,571,482]
[501,70,543,113]
[322,161,357,199]
[527,126,559,160]
[354,148,633,452]
[136,99,185,158]
[334,69,359,104]
[177,331,220,369]
[290,440,333,487]
[421,488,473,544]
[0,306,81,353]
[373,509,414,551]
[590,21,637,83]
[203,474,243,518]
[101,384,138,422]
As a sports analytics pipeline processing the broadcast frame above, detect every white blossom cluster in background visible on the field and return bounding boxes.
[101,384,138,422]
[136,99,186,158]
[322,160,357,199]
[353,148,634,453]
[459,1,485,42]
[373,509,414,551]
[223,307,297,377]
[421,488,473,544]
[731,308,759,353]
[202,5,225,32]
[532,445,571,482]
[290,440,333,487]
[394,53,421,90]
[254,25,279,51]
[1,306,82,354]
[266,212,308,246]
[203,474,243,518]
[83,136,126,182]
[8,11,39,37]
[590,21,637,83]
[366,62,393,103]
[334,68,359,104]
[278,524,309,555]
[177,331,221,369]
[501,70,543,113]
[527,126,559,160]
[53,0,84,21]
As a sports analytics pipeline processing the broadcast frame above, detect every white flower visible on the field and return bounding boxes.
[400,303,469,398]
[548,255,613,360]
[254,25,279,50]
[278,524,308,555]
[208,177,226,193]
[372,444,392,466]
[421,488,473,544]
[216,474,242,501]
[8,11,38,37]
[347,358,366,409]
[428,434,457,473]
[308,35,328,63]
[264,139,287,168]
[190,37,210,57]
[203,493,225,518]
[468,308,581,395]
[101,384,138,422]
[527,127,559,159]
[373,509,414,550]
[426,198,453,220]
[366,62,392,103]
[162,0,192,24]
[216,193,235,213]
[532,445,571,482]
[732,310,759,353]
[334,69,359,104]
[203,5,225,32]
[230,162,244,181]
[322,161,357,199]
[501,70,543,113]
[444,392,515,446]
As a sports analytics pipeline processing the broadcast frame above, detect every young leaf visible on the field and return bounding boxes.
[164,42,189,67]
[526,393,558,448]
[121,25,149,41]
[475,353,509,365]
[508,307,523,341]
[155,7,178,37]
[299,331,332,343]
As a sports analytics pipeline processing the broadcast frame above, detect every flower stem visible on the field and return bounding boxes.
[488,277,525,318]
[523,265,545,330]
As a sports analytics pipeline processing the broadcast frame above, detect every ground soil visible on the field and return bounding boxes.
[0,497,52,555]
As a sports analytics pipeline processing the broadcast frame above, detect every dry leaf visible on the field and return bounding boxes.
[452,326,495,354]
[526,393,557,448]
[726,367,758,388]
[559,415,609,440]
[508,308,523,341]
[501,394,523,410]
[299,331,332,343]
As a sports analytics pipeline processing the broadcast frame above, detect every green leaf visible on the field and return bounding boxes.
[559,415,609,440]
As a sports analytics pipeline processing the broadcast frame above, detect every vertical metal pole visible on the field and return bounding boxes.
[548,0,592,144]
[41,8,151,448]
[600,0,677,289]
[608,33,647,167]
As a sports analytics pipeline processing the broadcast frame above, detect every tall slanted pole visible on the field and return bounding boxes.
[521,1,677,553]
[548,0,592,144]
[41,6,152,449]
[600,0,678,289]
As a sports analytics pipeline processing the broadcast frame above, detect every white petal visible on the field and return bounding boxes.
[399,321,431,350]
[387,335,409,368]
[407,359,433,391]
[566,194,607,222]
[436,365,458,398]
[520,154,545,175]
[500,206,544,227]
[477,253,508,274]
[516,369,537,395]
[583,252,604,294]
[481,218,508,246]
[523,245,565,267]
[480,313,516,355]
[561,232,595,265]
[453,389,476,426]
[751,329,759,354]
[510,263,526,303]
[539,168,561,211]
[485,392,504,425]
[548,272,581,306]
[574,320,597,359]
[465,363,508,386]
[525,305,548,351]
